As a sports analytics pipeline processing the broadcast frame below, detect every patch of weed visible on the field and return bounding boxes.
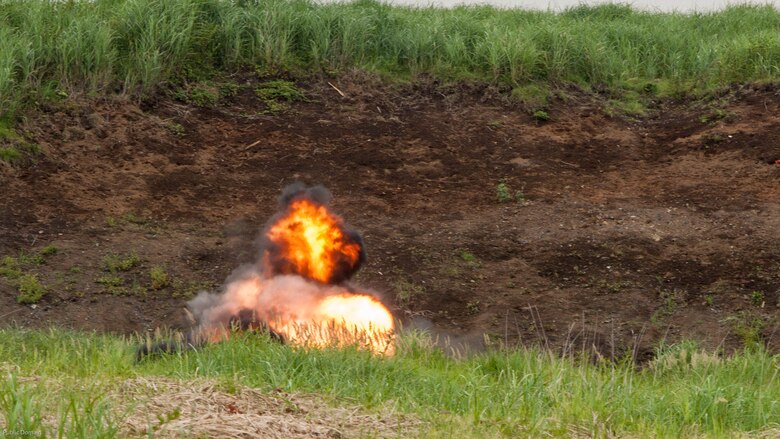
[726,312,767,348]
[256,81,305,101]
[17,251,44,265]
[175,82,219,107]
[651,288,683,324]
[704,133,725,144]
[121,212,148,225]
[105,212,159,231]
[262,100,288,114]
[510,84,550,109]
[751,291,764,307]
[0,117,18,140]
[496,181,525,204]
[487,119,503,129]
[0,146,22,163]
[255,80,306,114]
[174,62,217,85]
[496,182,511,203]
[700,107,736,124]
[0,119,42,165]
[0,246,59,290]
[0,256,22,280]
[466,299,481,315]
[166,122,185,137]
[394,278,425,306]
[171,279,210,299]
[0,247,57,277]
[618,78,685,99]
[128,280,148,297]
[189,87,218,107]
[103,254,141,273]
[155,408,182,429]
[532,110,550,121]
[596,278,632,294]
[605,98,646,117]
[22,142,41,155]
[16,274,46,304]
[218,81,240,98]
[95,275,124,287]
[39,245,58,256]
[460,251,477,264]
[150,266,169,290]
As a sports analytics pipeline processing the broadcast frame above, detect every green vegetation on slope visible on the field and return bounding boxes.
[0,1,779,115]
[0,247,60,304]
[1,328,779,437]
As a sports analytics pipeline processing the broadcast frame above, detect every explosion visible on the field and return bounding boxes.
[187,184,395,356]
[264,198,364,284]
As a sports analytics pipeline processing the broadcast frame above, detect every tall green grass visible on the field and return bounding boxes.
[1,328,779,437]
[0,0,779,114]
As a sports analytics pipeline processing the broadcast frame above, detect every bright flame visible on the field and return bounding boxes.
[210,275,396,355]
[270,293,396,355]
[265,199,362,284]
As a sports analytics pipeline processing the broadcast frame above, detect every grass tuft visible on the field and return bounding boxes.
[103,253,141,273]
[0,146,22,163]
[96,275,124,288]
[16,274,46,304]
[149,266,169,290]
[255,80,306,113]
[0,255,22,280]
[255,80,305,102]
[39,245,59,256]
[532,109,550,121]
[511,84,551,109]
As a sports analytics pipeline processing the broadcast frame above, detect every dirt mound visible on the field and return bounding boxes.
[1,75,778,357]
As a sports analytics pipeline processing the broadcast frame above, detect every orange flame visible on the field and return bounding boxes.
[265,199,362,284]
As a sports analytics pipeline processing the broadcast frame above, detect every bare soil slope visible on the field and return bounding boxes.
[1,75,778,360]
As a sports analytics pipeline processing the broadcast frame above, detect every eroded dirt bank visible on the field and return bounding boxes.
[1,75,778,359]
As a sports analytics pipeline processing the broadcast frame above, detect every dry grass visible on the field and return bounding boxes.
[117,377,419,438]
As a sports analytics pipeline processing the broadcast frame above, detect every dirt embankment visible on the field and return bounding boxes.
[1,75,778,359]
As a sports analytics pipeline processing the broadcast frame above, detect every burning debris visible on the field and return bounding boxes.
[138,184,395,360]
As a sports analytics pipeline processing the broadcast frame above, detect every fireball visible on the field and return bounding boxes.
[264,198,364,284]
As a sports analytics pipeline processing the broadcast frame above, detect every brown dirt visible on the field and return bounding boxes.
[1,73,779,360]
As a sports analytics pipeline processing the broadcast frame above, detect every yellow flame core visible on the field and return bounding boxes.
[270,293,396,356]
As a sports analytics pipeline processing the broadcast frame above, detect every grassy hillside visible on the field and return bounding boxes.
[0,0,779,115]
[1,328,779,437]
